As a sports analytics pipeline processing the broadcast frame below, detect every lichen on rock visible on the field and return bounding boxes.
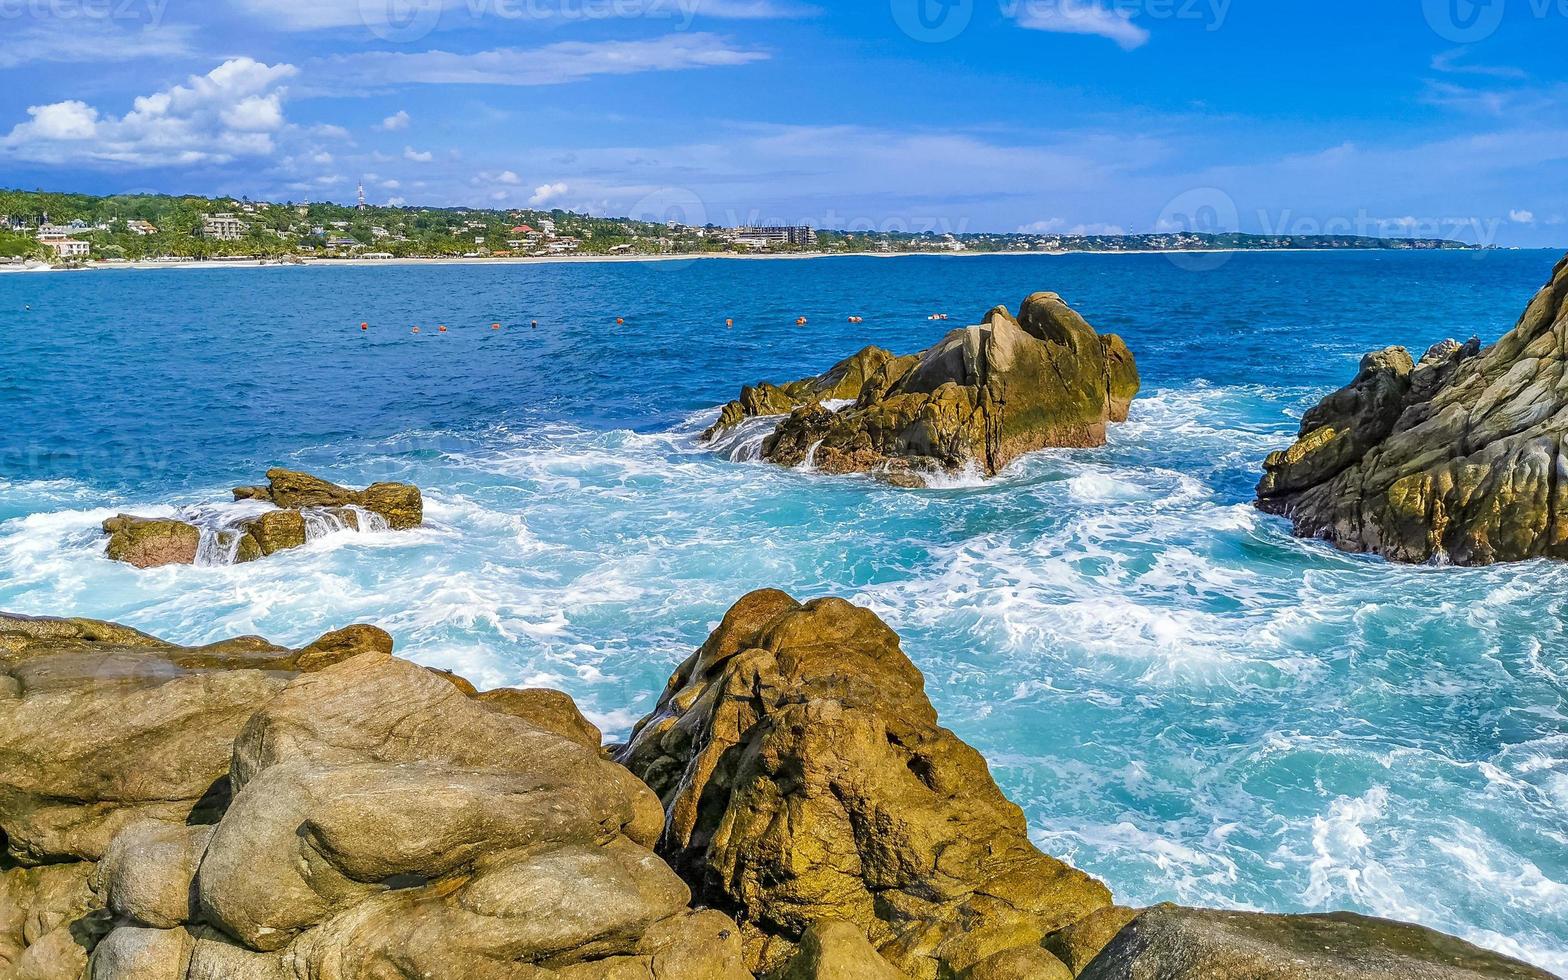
[1257,252,1568,565]
[703,294,1140,483]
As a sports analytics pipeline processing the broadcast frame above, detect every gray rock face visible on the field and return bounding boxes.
[1258,252,1568,565]
[1078,905,1557,980]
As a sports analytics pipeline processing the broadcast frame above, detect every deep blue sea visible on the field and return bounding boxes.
[2,250,1565,973]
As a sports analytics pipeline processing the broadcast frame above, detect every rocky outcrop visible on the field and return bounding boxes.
[704,294,1139,483]
[1078,905,1555,980]
[102,469,423,569]
[0,613,751,980]
[1257,253,1568,565]
[616,589,1114,977]
[3,601,1556,980]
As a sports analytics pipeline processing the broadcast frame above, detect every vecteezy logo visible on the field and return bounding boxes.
[1156,187,1240,272]
[1422,0,1507,43]
[359,0,444,43]
[890,0,974,43]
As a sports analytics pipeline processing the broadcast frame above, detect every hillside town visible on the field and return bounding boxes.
[0,188,1478,268]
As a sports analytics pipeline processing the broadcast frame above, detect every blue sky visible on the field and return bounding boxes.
[1,0,1564,245]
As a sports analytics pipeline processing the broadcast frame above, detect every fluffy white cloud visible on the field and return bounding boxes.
[530,181,569,205]
[497,171,521,184]
[1511,209,1536,223]
[380,110,412,131]
[1013,1,1151,50]
[1,58,299,166]
[314,34,767,88]
[404,146,434,162]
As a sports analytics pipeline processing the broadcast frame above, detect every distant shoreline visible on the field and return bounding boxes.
[0,245,1520,275]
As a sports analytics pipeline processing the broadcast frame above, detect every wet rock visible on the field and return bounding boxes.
[616,590,1115,977]
[703,295,1139,482]
[1077,905,1557,980]
[1257,252,1568,565]
[104,470,424,569]
[101,517,200,569]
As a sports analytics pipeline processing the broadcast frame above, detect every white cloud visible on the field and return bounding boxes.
[0,58,300,167]
[1511,209,1536,224]
[314,34,768,89]
[530,181,569,206]
[0,20,196,68]
[1013,1,1151,50]
[383,179,402,189]
[380,110,412,131]
[404,146,434,162]
[229,0,813,30]
[310,123,353,139]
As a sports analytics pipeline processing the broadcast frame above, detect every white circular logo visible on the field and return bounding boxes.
[359,0,444,43]
[890,0,974,43]
[1422,0,1507,43]
[1157,187,1241,272]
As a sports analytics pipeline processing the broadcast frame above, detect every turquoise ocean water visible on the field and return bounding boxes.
[1,250,1564,972]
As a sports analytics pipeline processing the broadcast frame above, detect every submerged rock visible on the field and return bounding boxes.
[704,294,1139,482]
[1078,905,1556,980]
[102,469,423,569]
[1257,252,1568,565]
[616,589,1113,977]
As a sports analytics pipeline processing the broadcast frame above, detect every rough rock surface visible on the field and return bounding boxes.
[99,518,200,570]
[0,613,751,980]
[1258,253,1568,565]
[615,589,1114,977]
[103,469,423,568]
[1078,905,1557,980]
[703,294,1139,482]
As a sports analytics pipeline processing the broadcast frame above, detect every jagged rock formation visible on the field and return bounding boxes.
[0,614,750,980]
[1078,906,1555,980]
[617,591,1557,980]
[1258,253,1568,565]
[1,602,1555,980]
[704,294,1139,483]
[102,469,423,569]
[615,589,1116,977]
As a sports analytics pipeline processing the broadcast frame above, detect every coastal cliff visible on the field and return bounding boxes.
[0,601,1553,979]
[1258,252,1568,565]
[705,293,1139,483]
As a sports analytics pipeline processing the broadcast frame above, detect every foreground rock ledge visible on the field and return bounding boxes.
[1257,252,1568,565]
[102,468,423,569]
[1,604,1552,979]
[704,293,1140,483]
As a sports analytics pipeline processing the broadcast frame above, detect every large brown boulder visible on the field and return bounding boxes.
[1257,252,1568,565]
[615,590,1113,977]
[101,517,200,569]
[1078,905,1556,980]
[246,468,424,530]
[703,295,1139,482]
[1,613,753,980]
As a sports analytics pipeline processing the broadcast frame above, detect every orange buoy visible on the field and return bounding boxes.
[492,322,501,330]
[438,325,448,333]
[412,327,420,334]
[616,317,625,326]
[360,322,368,330]
[725,318,734,328]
